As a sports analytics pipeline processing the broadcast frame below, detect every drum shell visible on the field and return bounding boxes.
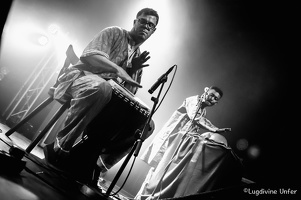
[65,85,149,182]
[85,88,149,151]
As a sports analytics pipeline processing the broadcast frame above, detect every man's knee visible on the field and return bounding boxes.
[95,80,112,101]
[73,75,112,100]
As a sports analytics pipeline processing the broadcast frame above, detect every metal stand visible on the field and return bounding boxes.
[0,99,69,174]
[105,75,168,196]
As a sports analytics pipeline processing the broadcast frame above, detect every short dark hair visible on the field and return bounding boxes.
[136,8,159,25]
[210,86,223,98]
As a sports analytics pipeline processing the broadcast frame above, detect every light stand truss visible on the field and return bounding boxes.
[3,52,60,125]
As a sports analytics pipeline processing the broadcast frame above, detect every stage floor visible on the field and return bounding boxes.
[0,123,258,200]
[0,123,130,200]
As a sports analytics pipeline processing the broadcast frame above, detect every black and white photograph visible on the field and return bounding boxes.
[0,0,297,199]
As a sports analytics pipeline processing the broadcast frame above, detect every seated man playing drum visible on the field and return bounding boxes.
[43,8,159,185]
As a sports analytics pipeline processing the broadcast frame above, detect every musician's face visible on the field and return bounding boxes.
[203,89,221,107]
[131,14,157,44]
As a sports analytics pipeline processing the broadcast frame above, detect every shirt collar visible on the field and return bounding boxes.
[127,31,136,47]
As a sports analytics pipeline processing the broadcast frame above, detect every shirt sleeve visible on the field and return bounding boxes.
[197,117,219,132]
[176,98,188,114]
[81,26,121,60]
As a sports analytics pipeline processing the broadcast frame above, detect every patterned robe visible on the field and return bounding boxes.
[141,95,219,168]
[136,95,242,199]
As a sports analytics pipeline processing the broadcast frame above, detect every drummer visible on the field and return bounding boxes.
[43,8,159,185]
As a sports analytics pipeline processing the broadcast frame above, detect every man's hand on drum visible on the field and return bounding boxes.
[116,66,142,88]
[143,119,155,140]
[131,51,150,72]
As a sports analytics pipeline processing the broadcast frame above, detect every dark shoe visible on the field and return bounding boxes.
[43,142,66,172]
[80,184,105,199]
[43,143,93,184]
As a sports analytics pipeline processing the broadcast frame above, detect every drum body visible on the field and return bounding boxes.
[85,80,149,147]
[66,80,150,182]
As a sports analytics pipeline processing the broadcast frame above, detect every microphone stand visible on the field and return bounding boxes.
[105,75,168,196]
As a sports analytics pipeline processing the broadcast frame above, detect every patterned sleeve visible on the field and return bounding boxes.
[81,26,121,60]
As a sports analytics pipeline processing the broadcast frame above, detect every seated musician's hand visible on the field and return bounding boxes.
[116,66,142,88]
[131,51,150,72]
[145,119,155,139]
[149,119,155,132]
[215,128,231,133]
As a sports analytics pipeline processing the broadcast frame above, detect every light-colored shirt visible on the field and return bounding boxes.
[56,26,142,98]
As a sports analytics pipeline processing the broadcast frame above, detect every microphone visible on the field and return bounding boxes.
[202,87,209,103]
[148,65,175,94]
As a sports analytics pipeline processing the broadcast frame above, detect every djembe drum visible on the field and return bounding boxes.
[65,79,151,183]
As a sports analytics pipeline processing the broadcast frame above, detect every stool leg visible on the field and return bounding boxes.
[25,102,69,154]
[5,97,54,137]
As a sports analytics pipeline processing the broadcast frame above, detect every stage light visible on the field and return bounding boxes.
[37,35,49,46]
[48,24,60,35]
[26,32,50,47]
[0,66,9,81]
[247,145,260,159]
[236,138,249,150]
[4,21,51,53]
